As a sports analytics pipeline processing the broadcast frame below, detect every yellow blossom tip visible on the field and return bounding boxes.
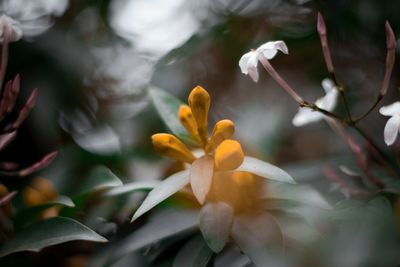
[207,120,235,152]
[178,105,200,143]
[188,86,210,143]
[214,139,244,171]
[152,133,196,163]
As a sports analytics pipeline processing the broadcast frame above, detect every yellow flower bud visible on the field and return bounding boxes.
[23,187,47,207]
[0,183,8,197]
[31,177,58,201]
[207,120,235,152]
[178,105,200,143]
[152,133,196,163]
[214,139,244,171]
[23,178,58,207]
[188,86,210,143]
[0,183,13,217]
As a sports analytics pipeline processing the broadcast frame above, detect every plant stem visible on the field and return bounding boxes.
[259,57,304,104]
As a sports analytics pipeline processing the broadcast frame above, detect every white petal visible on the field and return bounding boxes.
[0,15,23,42]
[383,115,400,146]
[131,170,190,221]
[238,51,255,74]
[292,107,324,127]
[237,156,295,183]
[190,155,214,205]
[256,40,288,59]
[317,89,338,111]
[321,78,336,93]
[248,65,259,82]
[379,102,400,117]
[199,202,234,253]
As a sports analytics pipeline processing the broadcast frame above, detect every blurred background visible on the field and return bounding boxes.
[1,0,400,266]
[3,0,398,190]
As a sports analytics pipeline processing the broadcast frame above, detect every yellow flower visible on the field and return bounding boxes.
[150,86,249,206]
[22,177,59,219]
[135,85,294,221]
[133,85,295,253]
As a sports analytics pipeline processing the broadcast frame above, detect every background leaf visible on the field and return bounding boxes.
[101,181,159,197]
[14,195,75,227]
[131,170,189,221]
[173,235,213,267]
[231,212,285,267]
[199,202,234,253]
[77,165,123,195]
[115,209,198,260]
[149,86,194,143]
[0,216,107,257]
[238,156,295,184]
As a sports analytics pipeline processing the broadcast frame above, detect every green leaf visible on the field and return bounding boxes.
[115,209,198,259]
[199,202,233,253]
[131,170,190,222]
[77,166,123,195]
[267,182,331,209]
[0,217,107,257]
[238,156,295,184]
[102,181,159,197]
[149,86,193,143]
[231,212,284,267]
[14,196,75,227]
[173,235,213,267]
[273,212,321,246]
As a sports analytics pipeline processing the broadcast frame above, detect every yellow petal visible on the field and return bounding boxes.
[207,120,235,152]
[188,86,210,143]
[178,104,200,143]
[152,133,196,163]
[214,139,244,171]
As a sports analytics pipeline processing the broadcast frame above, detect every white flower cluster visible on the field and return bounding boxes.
[0,0,69,42]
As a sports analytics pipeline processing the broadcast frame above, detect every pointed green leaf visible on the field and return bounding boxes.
[199,202,233,253]
[102,181,159,197]
[237,156,295,184]
[231,212,284,267]
[117,209,198,259]
[131,170,190,222]
[78,166,123,195]
[149,86,193,143]
[273,212,321,246]
[173,235,213,267]
[15,195,75,227]
[0,217,107,257]
[267,182,331,209]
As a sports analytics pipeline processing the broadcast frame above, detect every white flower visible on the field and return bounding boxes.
[239,40,288,82]
[0,0,69,41]
[0,15,22,42]
[379,101,400,146]
[292,78,338,127]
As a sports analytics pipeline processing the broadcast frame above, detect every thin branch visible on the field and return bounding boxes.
[354,21,396,123]
[0,26,9,88]
[318,12,353,122]
[258,56,304,104]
